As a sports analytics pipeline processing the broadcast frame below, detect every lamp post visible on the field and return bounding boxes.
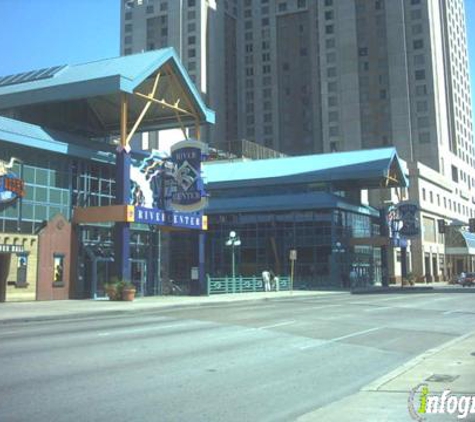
[332,241,346,288]
[226,231,241,283]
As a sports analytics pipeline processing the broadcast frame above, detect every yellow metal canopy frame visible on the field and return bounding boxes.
[120,63,202,151]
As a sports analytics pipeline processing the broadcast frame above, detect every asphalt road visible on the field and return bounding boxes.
[0,293,474,422]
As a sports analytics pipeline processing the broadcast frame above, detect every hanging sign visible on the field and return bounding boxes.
[170,140,208,212]
[0,158,25,204]
[397,202,419,237]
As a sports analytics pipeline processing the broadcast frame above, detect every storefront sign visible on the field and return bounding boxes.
[387,202,419,238]
[397,202,419,237]
[134,206,206,230]
[170,140,208,212]
[0,244,25,253]
[0,158,25,204]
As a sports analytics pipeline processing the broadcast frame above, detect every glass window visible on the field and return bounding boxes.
[53,254,65,284]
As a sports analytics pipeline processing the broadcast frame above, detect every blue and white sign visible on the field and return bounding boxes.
[398,202,419,237]
[134,206,204,230]
[170,140,208,212]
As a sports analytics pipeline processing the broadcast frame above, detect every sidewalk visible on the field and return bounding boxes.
[0,290,340,323]
[297,331,475,421]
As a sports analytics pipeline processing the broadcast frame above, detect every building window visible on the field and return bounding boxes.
[325,25,334,35]
[413,39,424,49]
[125,24,133,33]
[416,101,428,112]
[125,12,132,20]
[53,254,65,286]
[452,165,459,183]
[188,0,196,7]
[146,5,154,13]
[419,132,430,143]
[415,69,425,80]
[359,47,368,56]
[416,85,427,96]
[422,188,426,200]
[325,0,333,6]
[278,3,287,12]
[298,0,307,7]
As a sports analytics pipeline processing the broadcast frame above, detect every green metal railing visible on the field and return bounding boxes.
[207,275,290,295]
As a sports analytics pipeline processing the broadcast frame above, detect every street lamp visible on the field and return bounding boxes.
[332,241,346,288]
[226,231,241,282]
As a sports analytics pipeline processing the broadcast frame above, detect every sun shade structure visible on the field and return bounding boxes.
[204,147,408,191]
[446,230,475,255]
[0,48,215,143]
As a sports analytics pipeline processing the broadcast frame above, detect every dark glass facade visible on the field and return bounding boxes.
[206,207,382,289]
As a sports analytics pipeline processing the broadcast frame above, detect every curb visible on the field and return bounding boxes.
[351,286,475,294]
[0,291,341,324]
[362,330,475,392]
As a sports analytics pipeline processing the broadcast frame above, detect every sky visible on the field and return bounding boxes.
[0,0,475,121]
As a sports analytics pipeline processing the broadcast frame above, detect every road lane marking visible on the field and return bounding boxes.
[258,320,296,330]
[300,326,383,350]
[96,321,203,337]
[364,306,394,312]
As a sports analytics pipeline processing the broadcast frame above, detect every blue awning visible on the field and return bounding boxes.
[203,147,408,190]
[446,230,475,255]
[206,191,380,216]
[0,116,114,163]
[0,48,215,137]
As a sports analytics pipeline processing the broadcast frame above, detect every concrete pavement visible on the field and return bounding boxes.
[298,331,475,421]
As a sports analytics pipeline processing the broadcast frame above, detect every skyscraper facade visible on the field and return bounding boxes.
[121,0,475,281]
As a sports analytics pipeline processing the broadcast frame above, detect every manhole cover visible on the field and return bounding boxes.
[425,374,459,383]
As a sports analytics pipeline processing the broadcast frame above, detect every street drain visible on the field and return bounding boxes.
[425,374,459,383]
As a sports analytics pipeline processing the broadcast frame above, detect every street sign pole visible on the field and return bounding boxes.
[289,249,297,293]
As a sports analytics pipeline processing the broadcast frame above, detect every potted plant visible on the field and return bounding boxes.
[121,281,137,301]
[104,280,121,301]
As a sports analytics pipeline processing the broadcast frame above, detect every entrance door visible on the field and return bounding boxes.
[92,258,113,299]
[131,260,147,297]
[0,253,11,302]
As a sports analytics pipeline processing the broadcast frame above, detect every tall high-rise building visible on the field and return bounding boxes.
[121,0,475,280]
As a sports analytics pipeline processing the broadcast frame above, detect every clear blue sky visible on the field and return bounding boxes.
[0,0,475,122]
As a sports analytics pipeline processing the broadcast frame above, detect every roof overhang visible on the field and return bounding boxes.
[446,230,475,255]
[0,48,215,138]
[204,147,409,191]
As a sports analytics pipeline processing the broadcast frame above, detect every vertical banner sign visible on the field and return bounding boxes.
[170,140,208,212]
[0,158,25,204]
[397,202,419,237]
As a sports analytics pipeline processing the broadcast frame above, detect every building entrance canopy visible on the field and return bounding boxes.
[446,230,475,256]
[204,147,408,191]
[0,48,215,141]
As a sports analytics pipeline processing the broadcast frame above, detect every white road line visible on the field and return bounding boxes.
[258,320,296,330]
[364,306,394,312]
[293,304,343,314]
[96,322,199,337]
[300,326,383,350]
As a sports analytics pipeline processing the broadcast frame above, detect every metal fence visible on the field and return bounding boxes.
[207,275,291,295]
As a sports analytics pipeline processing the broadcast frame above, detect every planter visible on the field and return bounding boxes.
[104,284,121,301]
[122,288,136,301]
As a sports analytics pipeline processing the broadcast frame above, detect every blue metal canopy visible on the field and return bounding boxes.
[203,147,408,190]
[206,191,379,216]
[0,116,114,163]
[446,230,475,255]
[0,48,215,137]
